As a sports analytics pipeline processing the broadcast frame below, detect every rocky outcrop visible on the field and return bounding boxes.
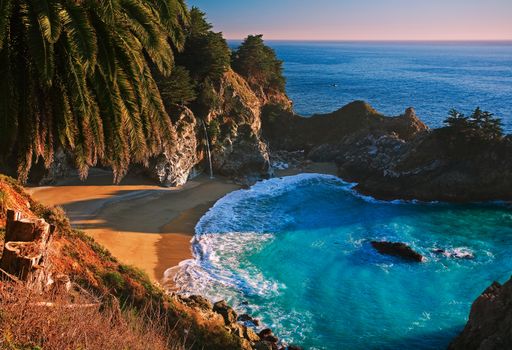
[449,278,512,350]
[263,101,512,202]
[177,295,302,350]
[371,241,424,262]
[205,69,272,179]
[148,107,198,187]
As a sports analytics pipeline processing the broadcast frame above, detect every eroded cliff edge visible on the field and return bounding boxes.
[262,101,512,202]
[449,277,512,350]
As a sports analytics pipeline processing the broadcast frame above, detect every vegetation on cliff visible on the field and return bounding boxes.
[232,34,286,94]
[0,0,190,183]
[0,174,249,349]
[0,1,288,185]
[444,107,504,140]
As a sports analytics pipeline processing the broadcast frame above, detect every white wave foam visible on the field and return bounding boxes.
[170,232,281,303]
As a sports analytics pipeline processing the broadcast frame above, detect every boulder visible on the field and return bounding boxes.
[213,300,237,325]
[238,313,260,326]
[371,241,424,262]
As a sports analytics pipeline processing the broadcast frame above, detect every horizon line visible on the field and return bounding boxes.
[225,38,512,43]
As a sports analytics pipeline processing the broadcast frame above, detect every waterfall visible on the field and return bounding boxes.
[201,119,214,179]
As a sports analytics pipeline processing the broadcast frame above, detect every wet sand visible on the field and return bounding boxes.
[29,163,338,284]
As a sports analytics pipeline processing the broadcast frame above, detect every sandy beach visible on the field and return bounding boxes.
[29,163,337,284]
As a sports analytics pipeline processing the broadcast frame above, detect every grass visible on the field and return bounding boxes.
[0,283,181,350]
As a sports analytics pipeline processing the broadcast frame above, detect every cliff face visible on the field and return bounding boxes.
[149,106,199,187]
[450,277,512,350]
[206,69,272,179]
[263,101,512,202]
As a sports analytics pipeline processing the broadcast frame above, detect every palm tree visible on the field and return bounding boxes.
[0,0,189,183]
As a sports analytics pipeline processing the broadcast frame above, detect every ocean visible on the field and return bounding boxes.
[174,175,512,349]
[172,42,512,349]
[231,40,512,132]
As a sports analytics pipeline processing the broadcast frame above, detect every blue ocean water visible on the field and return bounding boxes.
[230,41,512,132]
[175,174,512,349]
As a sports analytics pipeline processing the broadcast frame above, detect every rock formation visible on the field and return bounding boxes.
[370,241,424,262]
[449,278,512,349]
[178,295,302,350]
[148,106,198,187]
[206,69,273,179]
[263,101,512,202]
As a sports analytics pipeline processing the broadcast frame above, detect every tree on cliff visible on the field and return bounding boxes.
[0,0,189,183]
[157,66,196,106]
[177,7,230,82]
[444,108,504,140]
[232,34,286,93]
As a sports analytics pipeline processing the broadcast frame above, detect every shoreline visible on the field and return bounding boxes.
[29,163,338,284]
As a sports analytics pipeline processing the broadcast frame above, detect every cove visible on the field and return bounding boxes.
[174,174,512,349]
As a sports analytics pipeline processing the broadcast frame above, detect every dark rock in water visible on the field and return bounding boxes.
[449,279,512,349]
[258,328,273,339]
[213,300,237,325]
[432,248,446,254]
[258,328,279,347]
[371,241,424,262]
[238,313,260,326]
[287,346,303,350]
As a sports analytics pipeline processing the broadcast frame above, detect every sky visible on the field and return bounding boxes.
[186,0,512,41]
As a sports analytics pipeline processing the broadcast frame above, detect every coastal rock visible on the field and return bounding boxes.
[254,341,274,350]
[181,295,213,310]
[27,147,76,185]
[238,313,261,326]
[263,100,512,202]
[206,69,271,179]
[371,241,424,262]
[148,106,198,187]
[213,300,238,325]
[449,278,512,349]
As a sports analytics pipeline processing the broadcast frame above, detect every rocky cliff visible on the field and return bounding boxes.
[449,277,512,350]
[205,69,273,179]
[262,101,512,202]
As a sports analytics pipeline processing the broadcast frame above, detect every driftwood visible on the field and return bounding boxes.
[0,210,55,283]
[30,302,100,309]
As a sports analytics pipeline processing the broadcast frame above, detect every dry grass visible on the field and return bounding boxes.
[0,283,185,350]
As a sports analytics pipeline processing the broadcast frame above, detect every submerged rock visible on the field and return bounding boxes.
[371,241,424,262]
[432,248,475,260]
[450,279,512,349]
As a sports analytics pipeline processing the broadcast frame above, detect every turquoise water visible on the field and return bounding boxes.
[175,174,512,349]
[229,41,512,132]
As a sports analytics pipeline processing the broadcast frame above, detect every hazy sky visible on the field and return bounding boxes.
[187,0,512,40]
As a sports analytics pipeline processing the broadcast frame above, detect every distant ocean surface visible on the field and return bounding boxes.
[230,41,512,132]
